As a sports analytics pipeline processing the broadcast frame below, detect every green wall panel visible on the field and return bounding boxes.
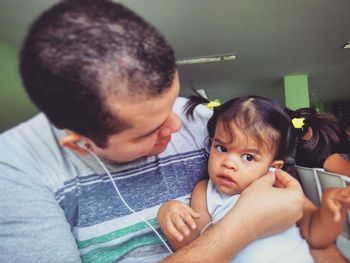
[284,75,310,110]
[0,42,37,132]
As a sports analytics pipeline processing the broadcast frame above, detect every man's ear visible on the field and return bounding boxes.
[271,160,284,169]
[59,131,91,156]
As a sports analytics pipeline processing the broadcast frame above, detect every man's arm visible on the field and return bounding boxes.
[0,164,81,263]
[162,169,304,262]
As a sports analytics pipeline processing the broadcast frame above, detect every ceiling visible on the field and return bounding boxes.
[1,0,350,106]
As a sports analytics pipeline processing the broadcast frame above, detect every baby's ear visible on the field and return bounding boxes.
[271,160,284,169]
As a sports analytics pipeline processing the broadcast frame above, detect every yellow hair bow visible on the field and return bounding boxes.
[207,99,221,110]
[292,117,305,129]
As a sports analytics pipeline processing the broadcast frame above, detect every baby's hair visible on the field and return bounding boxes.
[286,107,348,167]
[185,94,297,176]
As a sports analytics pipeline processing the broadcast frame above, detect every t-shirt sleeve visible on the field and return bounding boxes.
[174,97,212,155]
[0,163,81,263]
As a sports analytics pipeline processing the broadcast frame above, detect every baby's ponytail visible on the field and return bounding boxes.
[285,107,316,139]
[285,107,346,168]
[184,91,210,120]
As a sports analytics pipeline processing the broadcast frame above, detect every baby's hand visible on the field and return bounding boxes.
[323,186,350,222]
[157,200,200,242]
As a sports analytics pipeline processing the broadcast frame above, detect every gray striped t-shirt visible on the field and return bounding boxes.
[0,97,211,263]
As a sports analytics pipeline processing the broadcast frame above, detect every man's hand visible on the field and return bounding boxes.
[162,169,304,262]
[157,200,200,242]
[236,169,304,239]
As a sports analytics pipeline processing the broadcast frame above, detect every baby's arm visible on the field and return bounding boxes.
[324,153,350,176]
[298,186,350,248]
[157,180,212,250]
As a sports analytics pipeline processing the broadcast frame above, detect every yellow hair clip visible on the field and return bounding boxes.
[292,117,305,129]
[207,99,221,110]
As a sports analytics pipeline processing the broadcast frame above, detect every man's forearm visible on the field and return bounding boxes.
[162,171,304,262]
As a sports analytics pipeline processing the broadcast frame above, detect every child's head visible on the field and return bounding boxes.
[186,95,296,195]
[286,107,348,168]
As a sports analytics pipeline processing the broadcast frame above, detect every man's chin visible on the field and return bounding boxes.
[149,142,169,156]
[100,141,170,164]
[99,153,145,165]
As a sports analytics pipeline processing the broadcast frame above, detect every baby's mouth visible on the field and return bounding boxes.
[219,175,233,181]
[218,175,237,186]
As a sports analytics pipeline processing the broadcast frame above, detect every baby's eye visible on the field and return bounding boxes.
[215,145,227,153]
[242,154,254,161]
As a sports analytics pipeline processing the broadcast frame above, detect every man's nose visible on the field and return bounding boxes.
[158,113,182,137]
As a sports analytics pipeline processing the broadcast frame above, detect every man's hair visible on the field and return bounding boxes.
[20,0,176,147]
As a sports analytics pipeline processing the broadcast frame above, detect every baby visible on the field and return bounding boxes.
[158,95,350,262]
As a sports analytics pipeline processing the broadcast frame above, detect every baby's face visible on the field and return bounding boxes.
[208,121,276,195]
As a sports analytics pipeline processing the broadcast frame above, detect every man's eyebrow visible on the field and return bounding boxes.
[139,120,166,138]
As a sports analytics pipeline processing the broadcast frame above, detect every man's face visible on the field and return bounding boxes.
[91,73,181,164]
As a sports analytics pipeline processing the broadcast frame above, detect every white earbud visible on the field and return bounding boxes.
[268,167,276,174]
[77,140,88,150]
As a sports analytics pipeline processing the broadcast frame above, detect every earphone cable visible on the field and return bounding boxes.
[85,148,173,254]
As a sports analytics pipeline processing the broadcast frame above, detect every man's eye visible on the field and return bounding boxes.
[242,154,254,161]
[215,145,227,153]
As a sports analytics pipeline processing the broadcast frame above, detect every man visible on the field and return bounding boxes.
[0,0,343,262]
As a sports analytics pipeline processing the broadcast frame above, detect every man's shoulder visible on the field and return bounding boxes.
[174,97,212,125]
[0,113,64,169]
[0,113,53,148]
[1,113,50,134]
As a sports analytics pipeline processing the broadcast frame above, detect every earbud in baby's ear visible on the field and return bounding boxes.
[268,167,276,175]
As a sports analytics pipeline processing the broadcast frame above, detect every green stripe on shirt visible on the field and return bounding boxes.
[81,233,163,263]
[78,218,158,249]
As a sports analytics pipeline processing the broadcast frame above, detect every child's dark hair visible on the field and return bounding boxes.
[185,94,298,176]
[286,107,349,168]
